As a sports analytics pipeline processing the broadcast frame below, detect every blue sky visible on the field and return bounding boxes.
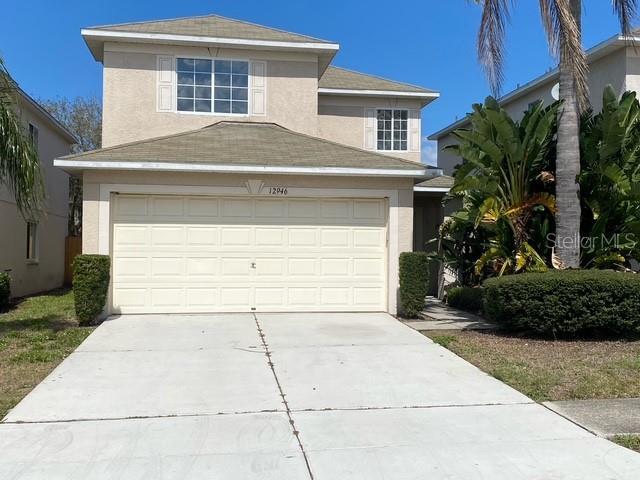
[0,0,625,164]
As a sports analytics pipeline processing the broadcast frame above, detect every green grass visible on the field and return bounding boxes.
[0,289,93,417]
[425,330,640,402]
[613,435,640,453]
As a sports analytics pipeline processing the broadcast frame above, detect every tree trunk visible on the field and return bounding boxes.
[555,0,582,268]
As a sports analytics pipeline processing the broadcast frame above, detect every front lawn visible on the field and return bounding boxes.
[0,289,93,417]
[613,435,640,453]
[425,330,640,402]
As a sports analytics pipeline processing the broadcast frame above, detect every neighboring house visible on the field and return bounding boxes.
[431,31,640,176]
[1,88,76,297]
[55,14,440,315]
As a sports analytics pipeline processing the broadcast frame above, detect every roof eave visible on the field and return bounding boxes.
[81,28,340,63]
[54,158,427,178]
[318,88,439,107]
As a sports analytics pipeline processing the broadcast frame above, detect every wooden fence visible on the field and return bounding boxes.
[64,236,82,285]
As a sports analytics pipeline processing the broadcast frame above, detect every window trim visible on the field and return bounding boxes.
[26,222,39,264]
[374,108,409,152]
[174,55,251,117]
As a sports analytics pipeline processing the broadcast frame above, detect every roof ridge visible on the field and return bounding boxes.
[325,65,431,92]
[89,13,336,44]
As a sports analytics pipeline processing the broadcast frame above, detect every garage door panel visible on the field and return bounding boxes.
[112,195,387,313]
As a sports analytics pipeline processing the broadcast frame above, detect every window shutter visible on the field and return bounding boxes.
[250,61,267,116]
[364,108,376,150]
[157,55,174,112]
[409,109,421,152]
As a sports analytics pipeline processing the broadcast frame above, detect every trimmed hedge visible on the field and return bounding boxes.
[447,286,484,313]
[399,252,431,318]
[483,270,640,336]
[0,272,10,310]
[73,255,110,326]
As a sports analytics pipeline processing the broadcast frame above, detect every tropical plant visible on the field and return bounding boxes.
[446,97,560,277]
[0,56,44,220]
[471,0,638,269]
[579,85,640,269]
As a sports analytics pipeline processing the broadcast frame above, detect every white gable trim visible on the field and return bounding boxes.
[319,87,439,98]
[54,159,426,177]
[82,29,340,52]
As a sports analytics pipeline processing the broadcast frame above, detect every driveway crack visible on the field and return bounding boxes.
[253,313,314,480]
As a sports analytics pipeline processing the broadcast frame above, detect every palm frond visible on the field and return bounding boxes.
[0,56,45,220]
[612,0,638,35]
[476,0,511,95]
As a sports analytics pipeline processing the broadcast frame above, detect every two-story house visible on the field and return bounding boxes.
[1,87,76,297]
[55,15,440,315]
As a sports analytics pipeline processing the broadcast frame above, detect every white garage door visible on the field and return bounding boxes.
[111,194,388,313]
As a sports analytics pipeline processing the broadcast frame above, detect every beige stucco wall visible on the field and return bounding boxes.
[102,42,320,146]
[318,94,423,163]
[435,46,630,174]
[81,170,413,314]
[0,96,71,297]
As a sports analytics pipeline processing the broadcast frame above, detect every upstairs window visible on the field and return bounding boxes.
[177,58,249,115]
[376,109,407,151]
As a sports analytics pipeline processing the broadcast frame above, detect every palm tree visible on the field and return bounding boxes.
[472,0,637,268]
[0,56,44,220]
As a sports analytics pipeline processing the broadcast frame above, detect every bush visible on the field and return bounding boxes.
[483,270,640,336]
[447,286,484,313]
[73,255,110,325]
[399,252,431,318]
[0,272,10,310]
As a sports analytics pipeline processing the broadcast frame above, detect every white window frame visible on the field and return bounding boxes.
[26,222,39,263]
[375,108,409,152]
[175,55,251,117]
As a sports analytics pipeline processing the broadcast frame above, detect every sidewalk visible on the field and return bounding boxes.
[403,297,497,331]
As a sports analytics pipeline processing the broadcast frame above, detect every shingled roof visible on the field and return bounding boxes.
[88,14,335,44]
[320,66,437,94]
[57,122,428,175]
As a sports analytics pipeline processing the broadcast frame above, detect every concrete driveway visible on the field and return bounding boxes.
[1,313,640,479]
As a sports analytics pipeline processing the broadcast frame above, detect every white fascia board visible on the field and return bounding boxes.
[318,87,439,98]
[81,29,340,52]
[413,186,450,193]
[54,159,425,177]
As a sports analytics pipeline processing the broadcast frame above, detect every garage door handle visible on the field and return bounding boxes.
[251,262,256,269]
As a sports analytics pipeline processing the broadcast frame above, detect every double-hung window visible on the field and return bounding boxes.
[177,58,249,114]
[376,109,408,151]
[29,123,39,153]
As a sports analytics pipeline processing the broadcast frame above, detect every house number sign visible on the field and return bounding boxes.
[268,187,289,196]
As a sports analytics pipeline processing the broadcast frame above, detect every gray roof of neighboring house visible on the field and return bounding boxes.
[415,175,454,189]
[88,14,335,44]
[59,121,427,172]
[320,66,437,94]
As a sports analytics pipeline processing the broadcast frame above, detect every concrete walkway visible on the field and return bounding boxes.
[405,296,497,331]
[545,398,640,437]
[1,313,640,479]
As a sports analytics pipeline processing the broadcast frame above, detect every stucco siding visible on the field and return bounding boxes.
[102,43,319,146]
[0,96,71,297]
[318,94,422,163]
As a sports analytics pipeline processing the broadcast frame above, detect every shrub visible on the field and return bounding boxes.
[447,286,484,313]
[73,255,110,325]
[399,252,431,318]
[483,270,640,336]
[0,272,10,310]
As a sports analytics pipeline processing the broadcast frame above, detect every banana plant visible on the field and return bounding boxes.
[580,85,640,269]
[445,96,560,278]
